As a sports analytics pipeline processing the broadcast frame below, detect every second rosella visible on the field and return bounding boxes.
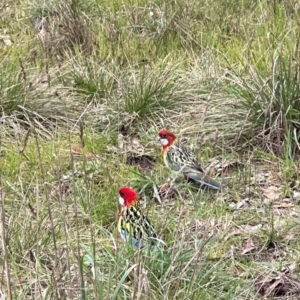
[117,186,160,248]
[158,129,226,191]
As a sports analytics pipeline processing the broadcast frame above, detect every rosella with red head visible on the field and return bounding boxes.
[158,129,226,191]
[117,187,159,248]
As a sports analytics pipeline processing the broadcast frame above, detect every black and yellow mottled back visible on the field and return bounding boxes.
[165,142,204,172]
[164,142,225,191]
[118,202,159,248]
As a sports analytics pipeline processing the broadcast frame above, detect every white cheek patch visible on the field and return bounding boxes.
[160,138,169,146]
[118,196,125,206]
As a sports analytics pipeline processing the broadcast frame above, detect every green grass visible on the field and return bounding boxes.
[1,0,300,299]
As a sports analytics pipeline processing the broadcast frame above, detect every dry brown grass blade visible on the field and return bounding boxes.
[0,189,12,300]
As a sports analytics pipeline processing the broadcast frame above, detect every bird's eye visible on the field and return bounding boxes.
[119,191,124,197]
[162,134,166,138]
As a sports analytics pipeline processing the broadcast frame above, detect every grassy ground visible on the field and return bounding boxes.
[1,0,300,299]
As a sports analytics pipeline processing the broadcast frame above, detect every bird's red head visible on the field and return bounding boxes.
[158,129,177,150]
[118,187,138,207]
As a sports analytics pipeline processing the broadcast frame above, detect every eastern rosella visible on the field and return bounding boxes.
[158,129,226,191]
[117,187,159,248]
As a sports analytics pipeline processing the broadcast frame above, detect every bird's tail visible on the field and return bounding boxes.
[183,167,227,191]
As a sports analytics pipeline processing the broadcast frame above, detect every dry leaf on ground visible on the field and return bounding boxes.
[241,237,255,255]
[263,186,281,200]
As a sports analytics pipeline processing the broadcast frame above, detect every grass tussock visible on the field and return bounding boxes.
[1,0,300,299]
